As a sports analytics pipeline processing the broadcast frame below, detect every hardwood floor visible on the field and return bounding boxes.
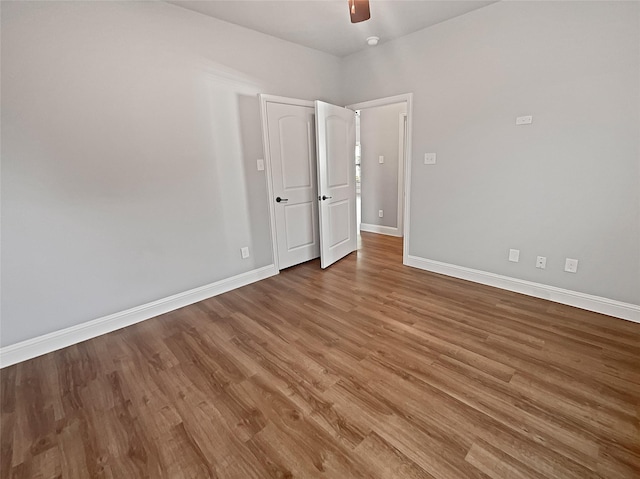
[1,232,639,479]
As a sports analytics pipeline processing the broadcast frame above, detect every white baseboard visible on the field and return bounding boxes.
[360,223,402,237]
[404,255,640,323]
[0,265,278,368]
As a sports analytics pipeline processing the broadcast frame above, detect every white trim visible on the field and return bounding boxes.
[347,94,412,111]
[0,265,278,368]
[347,93,413,256]
[259,94,315,272]
[404,255,640,323]
[397,113,407,236]
[360,223,402,237]
[403,97,413,266]
[259,94,315,109]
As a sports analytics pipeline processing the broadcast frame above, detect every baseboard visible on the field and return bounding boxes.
[0,264,278,368]
[404,255,640,323]
[360,223,402,237]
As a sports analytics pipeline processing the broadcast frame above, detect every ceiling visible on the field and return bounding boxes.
[168,1,497,57]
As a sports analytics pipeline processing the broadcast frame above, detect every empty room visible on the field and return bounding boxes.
[1,1,639,478]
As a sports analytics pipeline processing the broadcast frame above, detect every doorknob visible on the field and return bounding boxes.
[321,195,332,201]
[276,197,288,203]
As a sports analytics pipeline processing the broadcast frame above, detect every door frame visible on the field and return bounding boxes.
[346,93,413,265]
[397,112,407,236]
[259,94,315,271]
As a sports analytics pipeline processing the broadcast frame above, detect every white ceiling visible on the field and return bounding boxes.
[168,1,497,57]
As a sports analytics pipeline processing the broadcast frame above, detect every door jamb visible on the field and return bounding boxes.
[258,94,315,272]
[397,112,407,236]
[346,93,413,265]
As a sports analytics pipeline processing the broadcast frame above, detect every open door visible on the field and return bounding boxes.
[263,97,320,270]
[315,101,357,268]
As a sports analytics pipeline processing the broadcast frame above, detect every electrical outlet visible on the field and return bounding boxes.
[379,155,384,164]
[241,247,250,259]
[536,256,546,269]
[508,249,520,262]
[378,210,383,218]
[256,159,264,171]
[424,153,436,165]
[564,258,578,273]
[516,115,533,125]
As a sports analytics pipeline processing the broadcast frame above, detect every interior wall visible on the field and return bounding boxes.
[0,1,341,347]
[3,0,639,351]
[341,1,640,305]
[359,103,406,229]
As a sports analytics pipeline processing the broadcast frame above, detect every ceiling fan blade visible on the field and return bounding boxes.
[349,0,371,23]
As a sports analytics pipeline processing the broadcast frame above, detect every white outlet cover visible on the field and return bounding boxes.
[516,115,533,125]
[241,247,250,259]
[565,258,578,273]
[536,256,546,269]
[378,210,384,217]
[379,155,384,164]
[424,153,436,165]
[257,159,264,171]
[508,249,520,262]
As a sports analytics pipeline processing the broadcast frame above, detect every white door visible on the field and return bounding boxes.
[315,101,357,269]
[264,99,320,269]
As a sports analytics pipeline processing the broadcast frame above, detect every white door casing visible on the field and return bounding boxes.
[264,99,320,269]
[346,93,413,265]
[315,101,357,269]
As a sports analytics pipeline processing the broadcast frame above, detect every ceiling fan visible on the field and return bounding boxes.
[349,0,371,23]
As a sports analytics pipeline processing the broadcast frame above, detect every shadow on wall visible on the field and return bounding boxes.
[204,69,271,273]
[237,94,274,268]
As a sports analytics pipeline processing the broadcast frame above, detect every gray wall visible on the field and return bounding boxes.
[342,1,640,305]
[2,0,639,349]
[359,103,407,228]
[0,1,341,346]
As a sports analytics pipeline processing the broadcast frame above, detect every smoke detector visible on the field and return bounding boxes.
[366,36,379,46]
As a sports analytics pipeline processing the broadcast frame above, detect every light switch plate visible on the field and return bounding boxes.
[424,153,436,165]
[379,156,384,164]
[241,247,250,259]
[257,159,264,171]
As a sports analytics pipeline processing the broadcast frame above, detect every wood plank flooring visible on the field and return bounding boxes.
[1,232,639,478]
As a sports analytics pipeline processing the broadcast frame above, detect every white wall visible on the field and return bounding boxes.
[342,1,640,305]
[0,1,341,347]
[359,103,406,228]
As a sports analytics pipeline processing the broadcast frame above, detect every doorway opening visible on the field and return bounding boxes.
[349,95,412,260]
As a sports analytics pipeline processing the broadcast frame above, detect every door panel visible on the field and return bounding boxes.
[326,116,350,187]
[284,202,315,249]
[315,101,357,269]
[266,101,320,269]
[328,200,351,247]
[279,116,312,189]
